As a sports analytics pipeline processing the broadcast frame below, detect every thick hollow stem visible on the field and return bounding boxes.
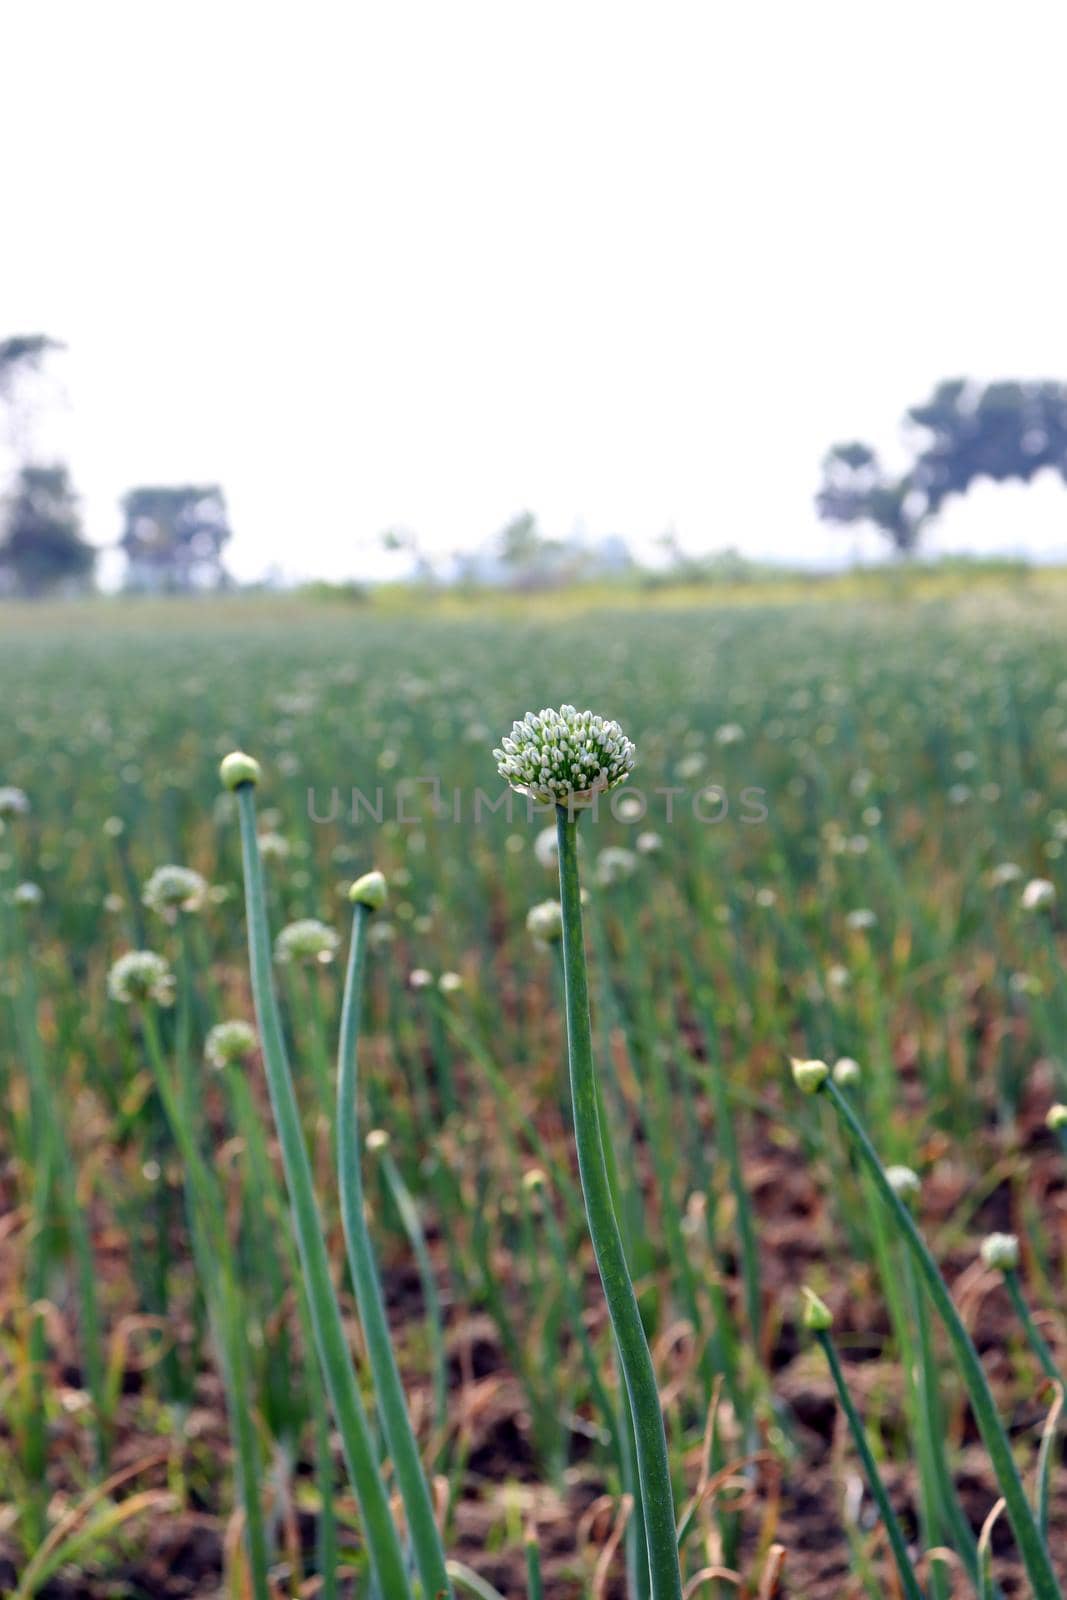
[555,806,683,1600]
[338,900,452,1599]
[824,1078,1062,1600]
[235,786,412,1600]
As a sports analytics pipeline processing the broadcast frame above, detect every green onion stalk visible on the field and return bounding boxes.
[493,704,682,1600]
[801,1289,923,1600]
[337,870,453,1600]
[556,806,682,1598]
[222,753,413,1600]
[793,1059,1063,1600]
[979,1235,1065,1390]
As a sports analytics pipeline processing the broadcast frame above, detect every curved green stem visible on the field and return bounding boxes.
[1003,1270,1064,1388]
[555,807,683,1600]
[338,900,452,1599]
[815,1329,923,1600]
[823,1078,1062,1600]
[140,1008,271,1600]
[234,785,412,1599]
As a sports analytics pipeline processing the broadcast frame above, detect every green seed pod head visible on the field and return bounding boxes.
[790,1057,829,1095]
[885,1164,921,1203]
[205,1019,258,1070]
[143,864,208,919]
[832,1056,861,1086]
[365,1128,390,1154]
[0,786,29,818]
[526,899,563,946]
[980,1232,1020,1273]
[274,918,340,965]
[349,869,388,910]
[1046,1102,1067,1131]
[494,706,635,807]
[219,751,262,791]
[801,1286,834,1332]
[107,949,175,1007]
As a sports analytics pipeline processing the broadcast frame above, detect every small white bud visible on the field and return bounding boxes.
[980,1232,1020,1273]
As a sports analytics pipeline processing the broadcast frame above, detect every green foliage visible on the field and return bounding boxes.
[818,378,1067,553]
[2,590,1067,1594]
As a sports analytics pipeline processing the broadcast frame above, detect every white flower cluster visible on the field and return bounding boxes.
[0,786,29,818]
[494,706,635,806]
[274,918,340,965]
[205,1019,258,1070]
[526,899,563,946]
[143,864,208,919]
[108,950,175,1007]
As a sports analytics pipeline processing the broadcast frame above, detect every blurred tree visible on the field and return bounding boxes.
[817,380,1067,554]
[120,485,232,592]
[0,464,95,597]
[0,334,61,401]
[0,334,64,462]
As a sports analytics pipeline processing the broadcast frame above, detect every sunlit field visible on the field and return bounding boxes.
[3,581,1067,1598]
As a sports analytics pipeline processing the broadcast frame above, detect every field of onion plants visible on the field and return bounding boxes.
[1,590,1066,1599]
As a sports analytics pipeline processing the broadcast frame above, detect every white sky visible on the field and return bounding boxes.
[4,0,1067,582]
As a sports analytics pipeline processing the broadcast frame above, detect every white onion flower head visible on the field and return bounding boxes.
[526,899,563,946]
[494,706,635,807]
[274,918,340,965]
[1021,878,1056,912]
[832,1056,861,1086]
[989,861,1023,888]
[595,846,638,887]
[0,786,29,818]
[410,968,434,989]
[205,1020,258,1071]
[438,971,464,995]
[143,865,208,920]
[257,831,291,862]
[1046,1103,1067,1131]
[636,831,662,855]
[533,826,559,869]
[12,881,43,908]
[980,1232,1020,1273]
[108,950,175,1007]
[886,1164,921,1202]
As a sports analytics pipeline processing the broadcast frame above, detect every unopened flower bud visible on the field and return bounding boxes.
[349,870,388,911]
[219,751,261,791]
[801,1286,833,1332]
[791,1057,829,1095]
